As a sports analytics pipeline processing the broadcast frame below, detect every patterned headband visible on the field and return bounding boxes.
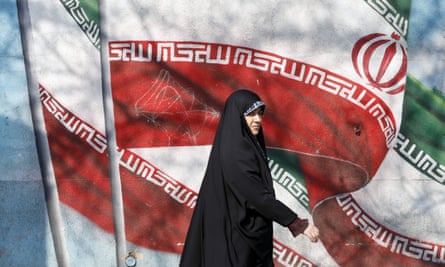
[243,101,265,116]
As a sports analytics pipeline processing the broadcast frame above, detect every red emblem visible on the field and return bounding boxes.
[352,32,407,95]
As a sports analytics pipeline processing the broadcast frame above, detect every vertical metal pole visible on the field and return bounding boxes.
[16,0,70,266]
[97,1,128,266]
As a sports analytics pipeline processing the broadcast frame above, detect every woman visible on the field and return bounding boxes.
[180,89,319,267]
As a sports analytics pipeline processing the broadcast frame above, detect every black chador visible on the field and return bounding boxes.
[180,90,307,267]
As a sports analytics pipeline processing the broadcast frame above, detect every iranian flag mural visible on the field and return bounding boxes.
[19,0,445,266]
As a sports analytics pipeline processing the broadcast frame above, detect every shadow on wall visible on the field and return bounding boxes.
[0,115,50,267]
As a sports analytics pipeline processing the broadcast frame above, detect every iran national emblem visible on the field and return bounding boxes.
[352,32,407,95]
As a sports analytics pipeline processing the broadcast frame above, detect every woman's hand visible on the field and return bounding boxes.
[303,224,319,242]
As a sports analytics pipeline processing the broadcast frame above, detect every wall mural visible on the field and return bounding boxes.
[21,0,444,266]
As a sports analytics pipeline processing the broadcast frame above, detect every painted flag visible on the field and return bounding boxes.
[105,0,408,265]
[20,0,445,266]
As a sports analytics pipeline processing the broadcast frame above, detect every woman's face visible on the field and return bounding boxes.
[244,107,264,136]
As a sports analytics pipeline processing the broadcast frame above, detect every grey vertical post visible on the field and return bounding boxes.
[16,0,70,266]
[97,1,128,266]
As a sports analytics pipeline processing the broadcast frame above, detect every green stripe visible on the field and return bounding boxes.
[364,0,411,38]
[59,0,100,49]
[402,75,445,161]
[267,148,309,210]
[388,0,411,18]
[78,0,99,23]
[395,75,445,183]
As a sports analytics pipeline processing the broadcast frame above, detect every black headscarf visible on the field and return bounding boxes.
[180,89,298,267]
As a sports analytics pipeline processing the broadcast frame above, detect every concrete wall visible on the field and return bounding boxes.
[1,0,444,266]
[0,1,54,266]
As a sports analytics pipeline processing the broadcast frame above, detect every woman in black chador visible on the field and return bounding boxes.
[180,89,319,267]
